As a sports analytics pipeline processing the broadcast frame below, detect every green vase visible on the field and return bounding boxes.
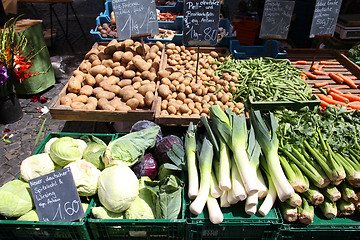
[0,82,23,124]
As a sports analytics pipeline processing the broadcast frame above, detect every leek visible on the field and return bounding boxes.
[280,202,298,222]
[207,195,224,224]
[320,185,341,202]
[258,170,277,217]
[185,122,199,199]
[250,110,294,202]
[220,191,230,208]
[209,106,258,195]
[245,204,257,215]
[319,197,337,219]
[337,198,355,216]
[286,193,302,208]
[298,197,314,225]
[303,185,324,206]
[257,168,268,199]
[227,187,239,205]
[210,170,222,198]
[230,157,247,201]
[218,140,232,191]
[190,137,213,215]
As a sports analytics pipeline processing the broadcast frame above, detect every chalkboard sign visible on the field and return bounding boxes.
[309,0,342,38]
[259,0,295,39]
[183,0,221,46]
[111,0,159,40]
[29,168,84,222]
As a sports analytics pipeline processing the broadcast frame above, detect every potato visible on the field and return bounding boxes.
[104,40,117,55]
[67,78,82,93]
[118,79,132,87]
[89,65,107,76]
[113,66,126,76]
[145,91,154,106]
[149,45,160,54]
[97,52,112,61]
[150,61,159,73]
[123,70,136,79]
[121,51,133,63]
[72,95,88,103]
[87,96,98,105]
[158,84,171,98]
[166,43,176,50]
[79,85,93,96]
[158,70,169,79]
[133,81,141,90]
[85,48,99,59]
[122,90,137,101]
[84,74,96,86]
[135,44,150,55]
[102,59,113,68]
[105,84,121,95]
[167,105,177,115]
[138,83,155,95]
[113,51,124,62]
[109,97,123,108]
[126,98,139,110]
[73,69,85,78]
[98,98,115,111]
[134,93,145,108]
[156,41,164,49]
[79,60,91,73]
[95,91,115,100]
[132,57,151,72]
[123,39,134,48]
[70,102,85,109]
[91,59,102,67]
[140,71,151,80]
[60,96,72,106]
[81,103,97,110]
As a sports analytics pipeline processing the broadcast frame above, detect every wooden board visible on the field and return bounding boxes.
[50,42,163,122]
[155,47,231,126]
[287,49,360,94]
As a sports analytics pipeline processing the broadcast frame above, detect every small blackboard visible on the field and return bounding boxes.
[259,0,295,39]
[309,0,343,38]
[111,0,159,40]
[29,168,84,222]
[183,0,221,46]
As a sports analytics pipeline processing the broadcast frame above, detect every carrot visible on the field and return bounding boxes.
[314,81,329,87]
[328,88,344,96]
[329,72,343,83]
[342,94,360,102]
[301,75,307,80]
[318,65,325,71]
[337,73,357,89]
[350,76,357,80]
[305,72,317,79]
[311,63,320,71]
[347,102,360,110]
[316,94,347,106]
[313,70,328,75]
[320,101,329,109]
[329,92,349,103]
[333,86,348,90]
[292,60,307,65]
[320,61,340,65]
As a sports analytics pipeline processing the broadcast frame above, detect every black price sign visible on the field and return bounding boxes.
[259,0,295,39]
[111,0,159,40]
[183,0,221,46]
[29,168,84,222]
[309,0,342,38]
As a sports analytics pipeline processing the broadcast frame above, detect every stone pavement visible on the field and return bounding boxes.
[0,0,114,186]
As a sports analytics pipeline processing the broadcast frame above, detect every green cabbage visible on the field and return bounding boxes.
[92,206,124,219]
[17,209,39,221]
[65,160,100,196]
[49,137,84,167]
[82,143,106,170]
[103,126,160,167]
[98,165,139,213]
[43,137,58,153]
[20,153,56,182]
[0,180,34,218]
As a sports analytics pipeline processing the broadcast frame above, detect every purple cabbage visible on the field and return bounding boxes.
[130,120,163,144]
[154,135,183,165]
[132,153,158,180]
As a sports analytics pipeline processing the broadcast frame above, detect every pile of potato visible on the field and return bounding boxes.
[157,43,244,117]
[59,39,162,111]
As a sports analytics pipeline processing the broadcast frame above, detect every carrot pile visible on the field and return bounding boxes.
[157,12,181,21]
[292,60,360,111]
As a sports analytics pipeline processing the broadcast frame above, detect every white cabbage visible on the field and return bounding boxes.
[98,165,139,213]
[20,153,56,182]
[43,137,58,153]
[49,137,84,167]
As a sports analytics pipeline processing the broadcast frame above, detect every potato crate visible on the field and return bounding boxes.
[187,201,281,240]
[279,208,360,240]
[0,198,94,240]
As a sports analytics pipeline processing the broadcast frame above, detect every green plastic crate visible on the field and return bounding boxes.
[279,207,360,239]
[0,198,94,240]
[34,132,116,154]
[187,200,281,239]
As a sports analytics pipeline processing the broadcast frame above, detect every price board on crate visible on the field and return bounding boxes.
[309,0,342,38]
[111,0,159,40]
[183,0,221,46]
[29,168,84,222]
[259,0,295,39]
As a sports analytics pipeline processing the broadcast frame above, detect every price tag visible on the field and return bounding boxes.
[29,168,84,222]
[309,0,342,38]
[183,0,221,46]
[259,0,295,40]
[111,0,159,40]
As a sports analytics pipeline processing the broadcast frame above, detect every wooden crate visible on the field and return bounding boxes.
[50,42,163,122]
[287,49,360,94]
[155,47,231,126]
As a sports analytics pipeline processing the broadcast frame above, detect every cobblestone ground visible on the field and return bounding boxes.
[0,0,113,186]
